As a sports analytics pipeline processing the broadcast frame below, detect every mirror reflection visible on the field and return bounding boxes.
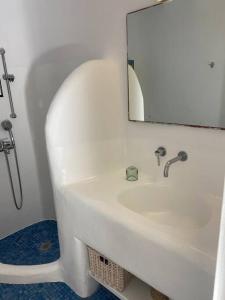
[127,0,225,128]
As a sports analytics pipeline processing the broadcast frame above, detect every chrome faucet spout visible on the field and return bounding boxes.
[164,151,188,178]
[164,157,180,177]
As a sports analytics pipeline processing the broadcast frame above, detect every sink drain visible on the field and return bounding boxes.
[39,241,52,252]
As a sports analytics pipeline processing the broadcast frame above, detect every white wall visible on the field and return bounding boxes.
[127,0,225,126]
[0,0,100,237]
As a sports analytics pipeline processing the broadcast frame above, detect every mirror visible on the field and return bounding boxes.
[127,0,225,128]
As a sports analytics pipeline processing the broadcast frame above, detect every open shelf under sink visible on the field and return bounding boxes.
[89,271,152,300]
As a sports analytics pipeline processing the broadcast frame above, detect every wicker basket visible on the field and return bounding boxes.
[151,287,169,300]
[88,247,132,292]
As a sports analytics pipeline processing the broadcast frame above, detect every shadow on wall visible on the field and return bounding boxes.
[25,44,99,217]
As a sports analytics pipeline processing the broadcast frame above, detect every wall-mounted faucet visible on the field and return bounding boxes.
[155,147,167,166]
[164,151,188,178]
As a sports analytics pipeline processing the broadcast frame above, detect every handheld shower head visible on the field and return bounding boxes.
[1,120,12,131]
[1,120,14,146]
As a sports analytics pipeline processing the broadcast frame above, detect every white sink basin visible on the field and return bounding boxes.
[118,184,211,231]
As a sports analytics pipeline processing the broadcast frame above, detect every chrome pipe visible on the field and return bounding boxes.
[4,149,23,210]
[0,79,3,97]
[12,142,23,209]
[0,48,16,118]
[1,120,23,210]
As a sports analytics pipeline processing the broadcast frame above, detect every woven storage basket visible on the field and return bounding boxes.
[88,247,132,292]
[151,288,169,300]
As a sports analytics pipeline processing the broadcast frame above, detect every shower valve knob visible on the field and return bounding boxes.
[155,147,167,166]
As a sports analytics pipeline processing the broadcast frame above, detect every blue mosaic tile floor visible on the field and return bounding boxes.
[0,220,60,265]
[0,220,119,299]
[0,283,119,300]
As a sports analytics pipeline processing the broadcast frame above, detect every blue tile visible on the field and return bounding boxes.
[0,221,119,299]
[0,283,119,300]
[0,220,60,265]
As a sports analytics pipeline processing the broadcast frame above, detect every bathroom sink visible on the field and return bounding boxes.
[62,171,221,300]
[118,184,211,231]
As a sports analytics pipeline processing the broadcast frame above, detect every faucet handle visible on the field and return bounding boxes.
[155,147,167,166]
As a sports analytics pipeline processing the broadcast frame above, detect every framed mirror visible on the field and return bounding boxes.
[127,0,225,129]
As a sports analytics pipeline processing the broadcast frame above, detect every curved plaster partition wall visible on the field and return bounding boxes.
[46,60,125,297]
[128,65,144,121]
[46,60,124,186]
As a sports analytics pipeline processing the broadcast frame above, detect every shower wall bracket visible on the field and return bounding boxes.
[0,48,16,118]
[3,74,15,82]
